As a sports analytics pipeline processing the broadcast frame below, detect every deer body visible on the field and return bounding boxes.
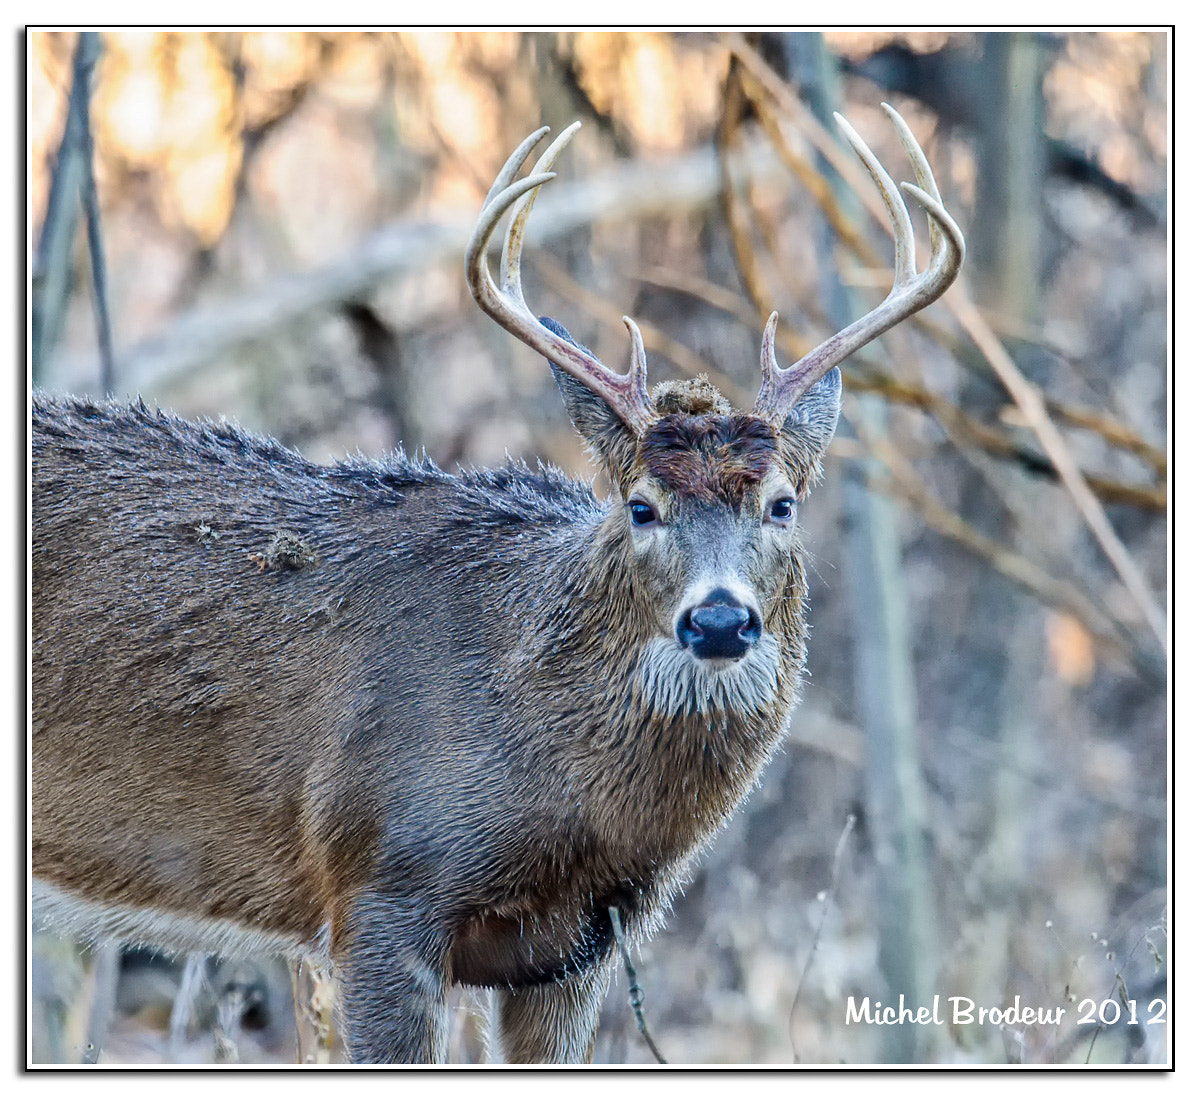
[32,112,961,1063]
[32,379,832,1061]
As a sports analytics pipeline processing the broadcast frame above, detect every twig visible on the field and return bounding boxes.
[73,33,115,394]
[292,958,337,1064]
[80,941,120,1064]
[732,53,880,275]
[213,982,243,1064]
[1046,399,1166,480]
[168,952,210,1059]
[789,813,856,1063]
[608,906,667,1065]
[851,367,1165,512]
[867,426,1165,682]
[33,32,99,382]
[1083,913,1168,1064]
[628,264,762,330]
[718,65,789,356]
[951,295,1168,653]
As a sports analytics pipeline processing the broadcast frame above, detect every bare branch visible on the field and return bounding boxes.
[789,813,857,1063]
[608,907,667,1065]
[951,296,1168,654]
[49,138,787,398]
[868,426,1165,682]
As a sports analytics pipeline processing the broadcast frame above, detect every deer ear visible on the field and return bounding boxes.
[541,317,639,479]
[778,366,842,470]
[781,366,841,455]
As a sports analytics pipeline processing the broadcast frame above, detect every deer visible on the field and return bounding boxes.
[31,105,963,1064]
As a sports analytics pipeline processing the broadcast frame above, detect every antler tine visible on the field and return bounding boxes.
[752,106,965,426]
[465,124,658,437]
[622,314,650,397]
[836,109,919,288]
[882,104,943,256]
[881,103,964,274]
[501,123,581,302]
[484,125,551,208]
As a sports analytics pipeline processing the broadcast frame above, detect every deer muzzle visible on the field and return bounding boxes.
[675,586,763,663]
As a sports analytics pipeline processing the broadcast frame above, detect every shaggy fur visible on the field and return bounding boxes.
[32,351,840,1064]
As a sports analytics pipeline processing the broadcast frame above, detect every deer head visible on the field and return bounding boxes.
[466,111,963,713]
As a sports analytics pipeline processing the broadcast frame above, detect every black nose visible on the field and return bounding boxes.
[676,588,763,661]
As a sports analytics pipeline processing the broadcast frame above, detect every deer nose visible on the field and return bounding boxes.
[676,588,763,662]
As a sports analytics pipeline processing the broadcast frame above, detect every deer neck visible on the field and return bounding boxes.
[496,508,807,862]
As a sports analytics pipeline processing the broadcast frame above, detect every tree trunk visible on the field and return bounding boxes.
[779,32,941,1063]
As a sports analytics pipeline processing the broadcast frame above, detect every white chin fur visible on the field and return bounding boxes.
[635,634,782,717]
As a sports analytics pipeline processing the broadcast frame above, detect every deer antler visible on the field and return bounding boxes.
[466,123,658,437]
[753,104,965,426]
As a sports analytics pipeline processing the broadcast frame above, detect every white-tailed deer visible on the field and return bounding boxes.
[32,107,963,1063]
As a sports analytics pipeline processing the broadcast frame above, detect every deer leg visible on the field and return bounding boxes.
[334,892,450,1064]
[494,963,611,1064]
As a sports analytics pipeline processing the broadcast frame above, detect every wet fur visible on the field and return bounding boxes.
[32,354,839,1063]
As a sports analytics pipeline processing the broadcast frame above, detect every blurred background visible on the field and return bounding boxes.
[29,30,1169,1066]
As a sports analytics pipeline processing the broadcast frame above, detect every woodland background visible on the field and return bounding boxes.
[28,29,1170,1066]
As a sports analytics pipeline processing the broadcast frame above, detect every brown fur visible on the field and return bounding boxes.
[32,371,838,1063]
[639,413,778,508]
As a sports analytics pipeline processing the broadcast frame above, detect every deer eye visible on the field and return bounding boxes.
[628,500,659,528]
[768,497,795,525]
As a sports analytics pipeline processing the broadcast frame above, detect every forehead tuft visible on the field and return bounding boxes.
[650,377,732,417]
[639,413,778,506]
